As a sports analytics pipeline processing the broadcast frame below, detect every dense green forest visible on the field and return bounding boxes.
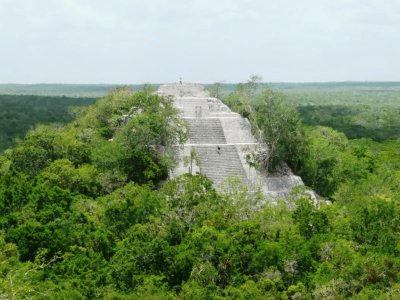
[0,95,97,152]
[287,89,400,142]
[210,81,400,142]
[0,84,157,152]
[0,83,400,299]
[2,82,399,151]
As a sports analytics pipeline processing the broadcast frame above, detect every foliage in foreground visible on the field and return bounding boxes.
[1,171,400,299]
[0,87,399,299]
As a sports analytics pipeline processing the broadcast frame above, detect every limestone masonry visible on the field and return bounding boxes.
[157,83,304,199]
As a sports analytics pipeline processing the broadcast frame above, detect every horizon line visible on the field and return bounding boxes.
[1,80,400,85]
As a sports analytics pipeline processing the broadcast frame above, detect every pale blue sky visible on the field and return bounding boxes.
[1,0,399,83]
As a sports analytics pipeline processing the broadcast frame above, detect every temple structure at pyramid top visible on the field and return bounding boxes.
[157,82,209,98]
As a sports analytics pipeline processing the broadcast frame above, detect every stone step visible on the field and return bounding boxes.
[186,119,226,144]
[189,129,225,133]
[194,145,248,186]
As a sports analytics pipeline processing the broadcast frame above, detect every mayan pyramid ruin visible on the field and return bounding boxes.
[157,82,304,199]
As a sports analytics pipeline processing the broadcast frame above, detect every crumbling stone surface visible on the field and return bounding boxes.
[162,83,307,200]
[157,83,209,98]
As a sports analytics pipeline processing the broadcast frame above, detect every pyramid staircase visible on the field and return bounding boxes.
[186,118,226,144]
[194,145,248,187]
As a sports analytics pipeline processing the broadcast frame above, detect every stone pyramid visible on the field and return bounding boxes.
[158,83,304,199]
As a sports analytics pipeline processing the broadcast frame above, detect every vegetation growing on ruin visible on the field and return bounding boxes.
[0,85,399,298]
[219,79,400,197]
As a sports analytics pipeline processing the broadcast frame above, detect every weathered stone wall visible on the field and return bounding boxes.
[161,83,305,200]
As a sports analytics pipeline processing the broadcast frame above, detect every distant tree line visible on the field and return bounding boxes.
[0,94,96,152]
